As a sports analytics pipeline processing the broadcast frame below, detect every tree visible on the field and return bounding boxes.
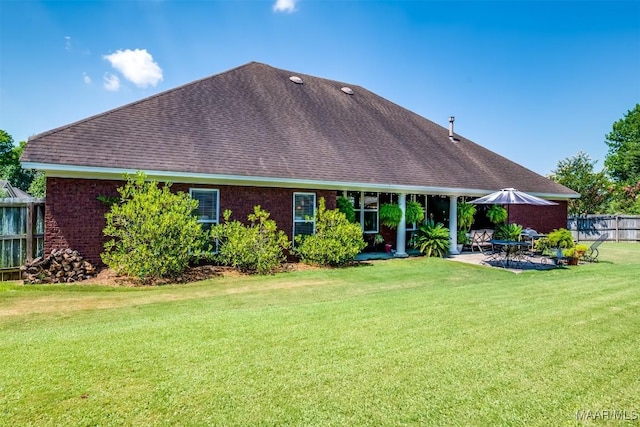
[0,131,38,193]
[1,130,16,169]
[549,151,611,215]
[28,172,46,198]
[604,104,640,185]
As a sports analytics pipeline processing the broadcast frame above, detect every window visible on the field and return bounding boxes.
[190,188,219,232]
[348,191,379,233]
[293,193,316,240]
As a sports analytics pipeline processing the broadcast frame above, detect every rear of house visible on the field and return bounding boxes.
[21,62,578,266]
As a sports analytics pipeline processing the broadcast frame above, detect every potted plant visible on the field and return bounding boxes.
[487,205,507,226]
[573,243,588,263]
[457,201,476,251]
[373,233,385,251]
[457,229,470,252]
[547,228,575,261]
[379,203,403,229]
[405,200,425,225]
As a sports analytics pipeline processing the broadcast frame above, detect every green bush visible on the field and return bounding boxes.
[210,206,290,275]
[295,198,366,266]
[495,223,523,241]
[102,172,206,283]
[547,228,575,249]
[336,196,356,223]
[414,223,450,257]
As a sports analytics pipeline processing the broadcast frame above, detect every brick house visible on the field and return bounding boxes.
[21,62,578,266]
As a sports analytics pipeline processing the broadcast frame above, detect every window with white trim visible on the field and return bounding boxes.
[190,188,219,232]
[348,191,379,233]
[293,193,316,239]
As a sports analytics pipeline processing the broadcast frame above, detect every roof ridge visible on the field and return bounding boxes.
[28,61,265,142]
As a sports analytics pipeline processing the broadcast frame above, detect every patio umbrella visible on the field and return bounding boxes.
[469,187,557,223]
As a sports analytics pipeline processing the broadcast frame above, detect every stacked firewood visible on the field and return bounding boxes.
[22,249,97,284]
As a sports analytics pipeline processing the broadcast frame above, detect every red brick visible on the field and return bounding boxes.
[45,178,336,267]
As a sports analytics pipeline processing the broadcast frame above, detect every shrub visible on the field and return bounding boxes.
[210,206,290,274]
[336,196,356,223]
[295,198,366,266]
[414,223,450,257]
[102,172,206,283]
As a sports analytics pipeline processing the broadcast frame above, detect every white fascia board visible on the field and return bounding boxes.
[22,162,578,199]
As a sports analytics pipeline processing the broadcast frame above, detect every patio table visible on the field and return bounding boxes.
[486,239,534,268]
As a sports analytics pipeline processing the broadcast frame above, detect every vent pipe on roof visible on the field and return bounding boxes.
[448,116,459,142]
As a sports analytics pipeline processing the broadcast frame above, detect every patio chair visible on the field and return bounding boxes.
[470,229,493,253]
[582,233,608,262]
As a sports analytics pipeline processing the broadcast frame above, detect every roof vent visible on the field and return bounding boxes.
[341,87,354,95]
[448,116,459,142]
[289,76,303,84]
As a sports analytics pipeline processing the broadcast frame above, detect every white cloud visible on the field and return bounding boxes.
[65,36,71,51]
[103,49,163,88]
[103,72,120,91]
[83,72,92,85]
[273,0,297,13]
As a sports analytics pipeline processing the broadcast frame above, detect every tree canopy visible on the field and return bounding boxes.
[1,130,16,168]
[604,103,640,185]
[0,130,44,197]
[549,151,611,215]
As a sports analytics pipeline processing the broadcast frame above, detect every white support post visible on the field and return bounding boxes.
[360,191,365,232]
[395,193,408,257]
[449,195,459,255]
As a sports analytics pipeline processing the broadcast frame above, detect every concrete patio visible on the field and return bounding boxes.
[448,251,559,273]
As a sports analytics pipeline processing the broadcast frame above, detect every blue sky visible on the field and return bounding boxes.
[1,0,639,176]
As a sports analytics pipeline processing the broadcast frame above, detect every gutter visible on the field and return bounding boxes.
[22,162,580,200]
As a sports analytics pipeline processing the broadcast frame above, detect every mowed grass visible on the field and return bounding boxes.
[1,243,639,426]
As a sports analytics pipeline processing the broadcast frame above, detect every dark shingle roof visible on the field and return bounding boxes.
[21,62,577,197]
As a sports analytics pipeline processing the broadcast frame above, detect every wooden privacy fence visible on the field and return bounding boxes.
[0,199,45,281]
[567,215,640,242]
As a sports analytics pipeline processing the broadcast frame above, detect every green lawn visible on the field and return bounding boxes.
[1,243,639,426]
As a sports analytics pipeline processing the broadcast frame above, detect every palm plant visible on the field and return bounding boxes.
[414,223,450,257]
[457,201,476,231]
[495,223,523,241]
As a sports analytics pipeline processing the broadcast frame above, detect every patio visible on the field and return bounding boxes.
[355,249,558,272]
[448,251,559,272]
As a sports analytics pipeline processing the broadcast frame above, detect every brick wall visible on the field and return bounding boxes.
[45,178,120,267]
[45,177,337,267]
[508,201,568,233]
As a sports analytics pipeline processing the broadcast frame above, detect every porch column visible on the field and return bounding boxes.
[449,195,459,254]
[395,193,408,257]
